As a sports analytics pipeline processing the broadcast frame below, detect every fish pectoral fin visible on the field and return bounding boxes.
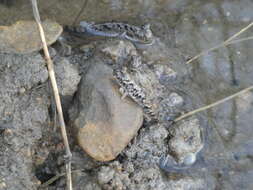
[119,87,128,100]
[121,92,128,100]
[119,31,127,38]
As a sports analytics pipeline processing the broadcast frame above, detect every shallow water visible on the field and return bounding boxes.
[173,1,253,189]
[1,0,253,189]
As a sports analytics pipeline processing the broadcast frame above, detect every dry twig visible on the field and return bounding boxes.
[186,22,253,64]
[224,36,253,45]
[30,0,72,189]
[40,169,84,188]
[174,86,253,122]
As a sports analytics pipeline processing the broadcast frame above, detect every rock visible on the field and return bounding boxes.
[168,117,203,164]
[54,58,81,96]
[97,166,115,185]
[69,58,143,161]
[0,19,62,54]
[53,58,81,114]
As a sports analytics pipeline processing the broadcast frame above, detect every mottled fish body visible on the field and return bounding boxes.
[113,67,157,121]
[80,21,123,38]
[67,21,154,45]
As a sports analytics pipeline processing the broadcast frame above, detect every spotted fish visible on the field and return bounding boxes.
[113,66,157,121]
[67,21,154,45]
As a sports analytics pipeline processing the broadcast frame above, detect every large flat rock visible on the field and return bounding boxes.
[0,19,62,54]
[70,58,143,161]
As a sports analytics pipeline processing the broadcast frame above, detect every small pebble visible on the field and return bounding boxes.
[183,153,196,166]
[19,87,26,94]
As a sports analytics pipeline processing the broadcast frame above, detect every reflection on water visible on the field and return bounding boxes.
[1,0,253,189]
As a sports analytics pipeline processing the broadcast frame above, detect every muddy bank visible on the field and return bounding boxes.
[0,29,203,190]
[1,0,253,190]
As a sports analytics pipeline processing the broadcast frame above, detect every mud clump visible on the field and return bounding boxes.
[0,53,49,190]
[168,117,203,163]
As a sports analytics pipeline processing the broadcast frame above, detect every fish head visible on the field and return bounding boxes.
[79,21,94,28]
[142,24,153,40]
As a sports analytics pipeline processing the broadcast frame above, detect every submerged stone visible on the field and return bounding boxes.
[168,117,203,164]
[0,19,62,54]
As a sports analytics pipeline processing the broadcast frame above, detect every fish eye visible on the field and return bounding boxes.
[116,24,122,29]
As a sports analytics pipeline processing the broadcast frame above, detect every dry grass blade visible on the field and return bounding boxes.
[40,170,84,188]
[30,0,73,189]
[186,22,253,64]
[39,173,65,188]
[174,86,253,122]
[226,36,253,44]
[223,22,253,44]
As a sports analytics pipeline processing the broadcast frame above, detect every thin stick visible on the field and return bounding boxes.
[30,1,72,190]
[186,22,253,64]
[174,86,253,122]
[223,22,253,45]
[40,173,65,188]
[40,169,84,188]
[226,36,253,44]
